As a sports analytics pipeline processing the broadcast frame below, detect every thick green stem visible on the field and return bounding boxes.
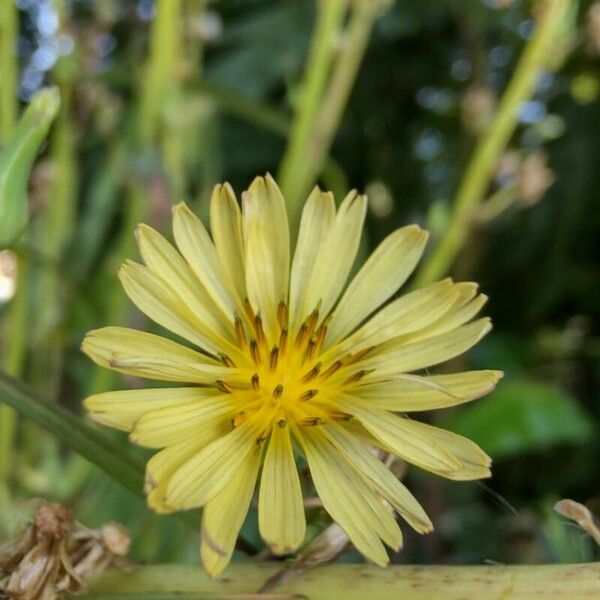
[299,1,382,209]
[415,0,569,286]
[0,0,19,491]
[85,563,600,599]
[0,0,17,143]
[278,0,347,226]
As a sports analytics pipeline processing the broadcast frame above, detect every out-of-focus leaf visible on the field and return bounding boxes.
[0,87,60,245]
[444,378,593,459]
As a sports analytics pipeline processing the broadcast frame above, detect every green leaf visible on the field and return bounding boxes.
[444,378,593,459]
[0,368,144,495]
[0,87,60,245]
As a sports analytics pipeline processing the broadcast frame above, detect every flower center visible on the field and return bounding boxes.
[216,300,371,442]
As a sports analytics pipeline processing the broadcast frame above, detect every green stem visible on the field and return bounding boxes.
[86,563,600,599]
[0,368,145,495]
[0,0,17,143]
[278,0,347,226]
[415,0,569,286]
[0,0,19,492]
[300,0,382,203]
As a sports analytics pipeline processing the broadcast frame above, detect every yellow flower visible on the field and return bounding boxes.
[82,175,501,575]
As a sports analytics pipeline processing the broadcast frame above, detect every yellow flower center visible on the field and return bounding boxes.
[219,300,370,442]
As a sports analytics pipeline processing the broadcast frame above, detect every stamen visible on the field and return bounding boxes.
[234,316,247,349]
[300,416,321,426]
[272,384,284,399]
[219,353,236,368]
[249,339,261,364]
[279,328,288,353]
[314,324,327,353]
[269,346,279,371]
[295,323,308,347]
[298,389,319,402]
[243,298,255,322]
[301,362,321,383]
[321,360,342,379]
[342,369,370,385]
[330,410,352,421]
[305,309,319,339]
[232,411,246,428]
[216,380,233,394]
[277,301,287,329]
[277,418,287,428]
[345,346,374,365]
[256,430,268,445]
[306,338,317,361]
[251,373,260,390]
[254,315,266,347]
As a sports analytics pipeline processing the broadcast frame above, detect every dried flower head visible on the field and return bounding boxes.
[0,502,129,599]
[82,175,501,575]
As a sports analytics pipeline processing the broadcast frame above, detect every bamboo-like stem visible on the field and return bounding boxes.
[0,0,17,143]
[415,0,569,286]
[85,563,600,599]
[0,0,19,490]
[298,1,383,207]
[278,0,347,226]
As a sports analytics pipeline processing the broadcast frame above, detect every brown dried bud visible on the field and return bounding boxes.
[461,85,497,135]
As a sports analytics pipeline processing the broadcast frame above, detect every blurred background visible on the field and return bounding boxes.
[0,0,599,569]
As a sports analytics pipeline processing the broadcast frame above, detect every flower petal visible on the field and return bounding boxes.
[297,426,401,565]
[243,175,290,341]
[130,395,234,448]
[302,191,367,324]
[325,225,428,346]
[145,435,223,513]
[81,327,250,384]
[136,223,232,336]
[172,201,240,321]
[201,451,261,576]
[165,420,261,509]
[356,370,503,411]
[84,387,219,432]
[288,187,335,332]
[119,260,240,359]
[323,423,433,534]
[210,183,247,302]
[404,420,492,481]
[258,424,306,555]
[357,318,492,378]
[339,398,462,475]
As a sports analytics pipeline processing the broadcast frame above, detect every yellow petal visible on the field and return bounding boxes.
[243,175,290,341]
[258,424,306,555]
[324,279,457,362]
[405,421,492,481]
[302,191,367,325]
[358,318,492,378]
[297,426,400,565]
[339,398,462,475]
[325,225,428,346]
[201,452,261,576]
[172,201,239,321]
[130,395,234,448]
[84,387,219,432]
[119,260,240,359]
[136,223,232,337]
[81,326,250,384]
[288,187,335,332]
[210,183,247,302]
[357,370,503,411]
[323,423,432,534]
[146,435,222,513]
[165,420,261,509]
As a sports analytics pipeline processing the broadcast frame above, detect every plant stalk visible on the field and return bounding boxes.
[415,0,569,286]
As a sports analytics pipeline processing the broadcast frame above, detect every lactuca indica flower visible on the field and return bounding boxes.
[82,175,501,575]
